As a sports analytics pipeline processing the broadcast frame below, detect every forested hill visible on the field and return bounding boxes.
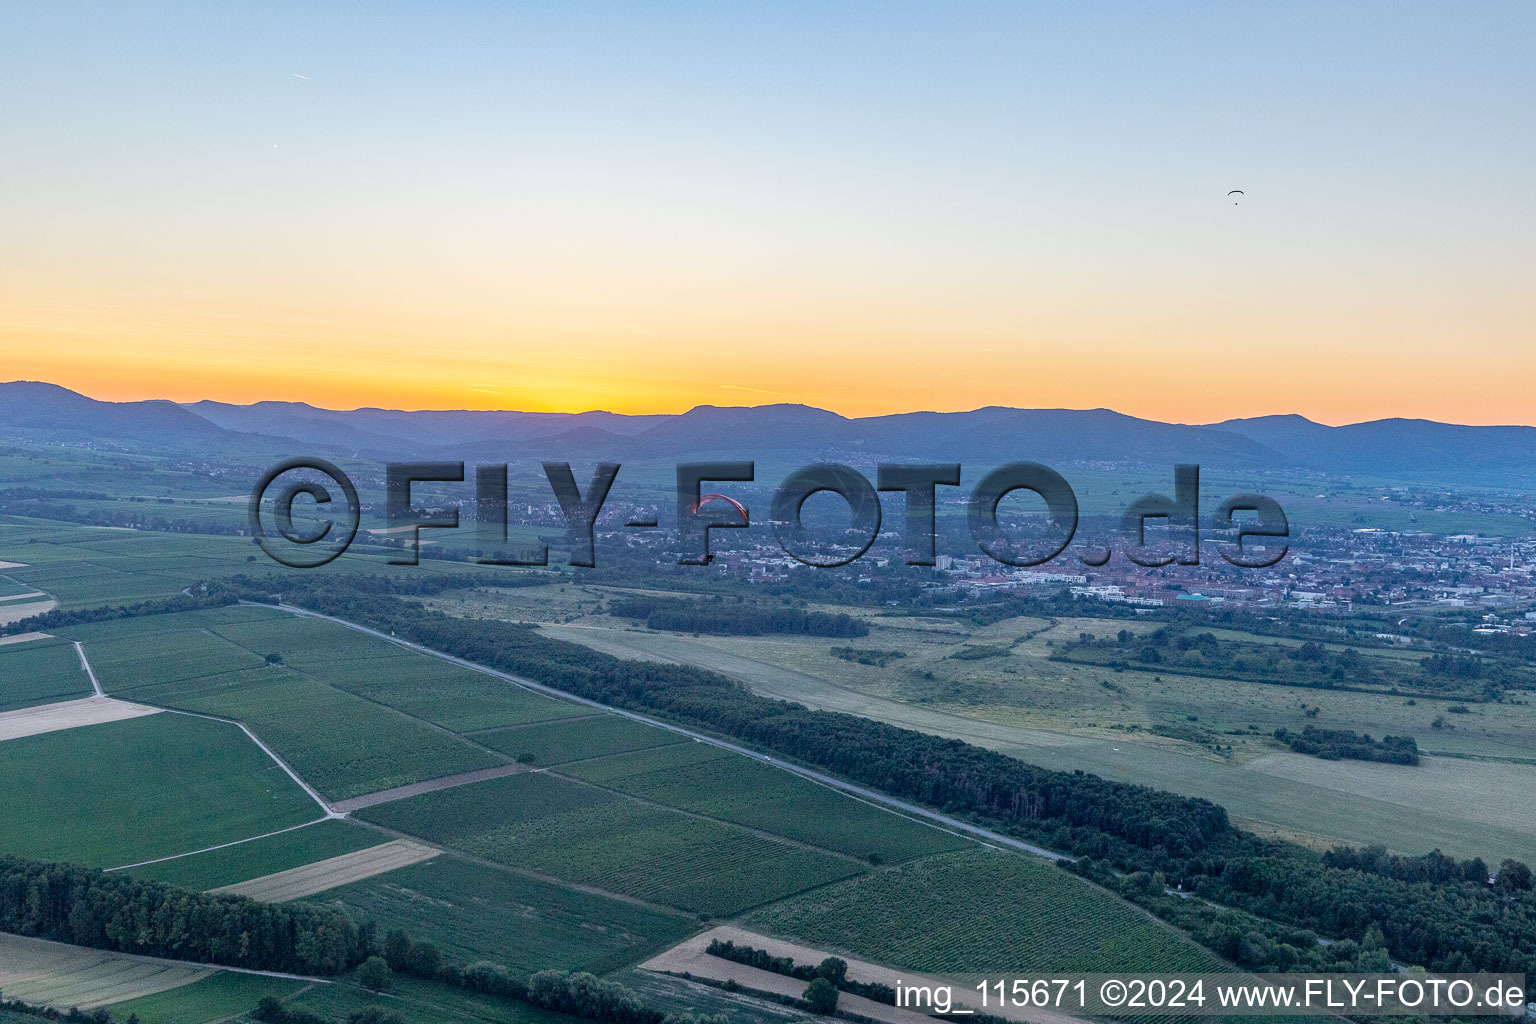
[10,380,1536,484]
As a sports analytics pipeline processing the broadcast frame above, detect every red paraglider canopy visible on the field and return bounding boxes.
[691,493,748,521]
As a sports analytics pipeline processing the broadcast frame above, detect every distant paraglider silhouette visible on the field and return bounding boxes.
[691,493,748,522]
[1228,190,1244,205]
[690,493,748,565]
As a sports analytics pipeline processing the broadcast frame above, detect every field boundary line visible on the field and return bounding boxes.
[259,602,1071,864]
[103,817,332,872]
[163,708,338,815]
[78,638,340,819]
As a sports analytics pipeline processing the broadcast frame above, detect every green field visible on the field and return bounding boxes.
[357,772,866,916]
[108,972,309,1024]
[287,975,577,1024]
[747,848,1230,974]
[82,622,268,685]
[0,712,318,867]
[79,612,503,802]
[305,653,591,734]
[117,668,501,801]
[557,740,735,783]
[199,611,599,733]
[131,818,383,891]
[0,638,92,710]
[474,713,686,765]
[570,744,969,864]
[309,854,696,975]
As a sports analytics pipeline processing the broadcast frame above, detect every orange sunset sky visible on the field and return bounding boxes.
[2,3,1532,425]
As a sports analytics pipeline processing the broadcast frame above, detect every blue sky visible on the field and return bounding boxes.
[1,2,1532,421]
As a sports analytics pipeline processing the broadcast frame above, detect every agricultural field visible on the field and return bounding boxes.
[131,818,385,891]
[297,651,590,734]
[0,712,319,867]
[107,971,310,1024]
[746,848,1229,974]
[572,745,969,863]
[557,739,736,783]
[78,612,504,802]
[474,713,687,765]
[308,854,696,975]
[0,637,92,710]
[357,771,866,916]
[186,605,597,734]
[118,668,501,801]
[213,839,441,902]
[0,574,42,598]
[82,623,269,685]
[0,932,212,1010]
[285,975,576,1024]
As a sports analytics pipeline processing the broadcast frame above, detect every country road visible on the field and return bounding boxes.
[255,601,1071,864]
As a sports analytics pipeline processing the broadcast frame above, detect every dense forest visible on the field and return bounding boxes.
[606,595,869,637]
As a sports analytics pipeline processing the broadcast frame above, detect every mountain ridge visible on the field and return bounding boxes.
[4,381,1536,485]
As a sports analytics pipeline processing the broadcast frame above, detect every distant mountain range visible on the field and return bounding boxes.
[3,380,1535,486]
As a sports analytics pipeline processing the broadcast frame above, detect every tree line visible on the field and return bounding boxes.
[0,857,723,1024]
[706,939,894,1005]
[0,856,367,975]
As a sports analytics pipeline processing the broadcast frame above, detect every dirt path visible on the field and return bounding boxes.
[331,764,529,813]
[73,640,103,696]
[105,819,330,873]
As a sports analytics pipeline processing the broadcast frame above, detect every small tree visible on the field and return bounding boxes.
[407,940,442,978]
[804,976,840,1015]
[816,956,848,986]
[1499,859,1534,892]
[358,954,392,992]
[382,929,412,971]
